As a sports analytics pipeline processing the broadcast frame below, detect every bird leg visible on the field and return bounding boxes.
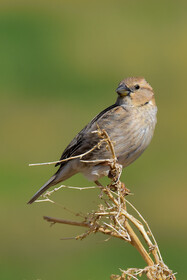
[108,164,130,196]
[94,180,104,188]
[94,180,104,187]
[94,180,105,198]
[108,171,131,196]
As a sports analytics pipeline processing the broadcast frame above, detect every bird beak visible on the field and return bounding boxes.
[116,83,131,96]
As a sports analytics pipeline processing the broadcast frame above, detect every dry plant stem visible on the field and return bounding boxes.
[125,199,163,263]
[99,128,117,163]
[104,187,154,266]
[29,138,107,167]
[44,189,158,269]
[44,216,89,227]
[43,216,128,240]
[40,128,176,280]
[125,221,154,266]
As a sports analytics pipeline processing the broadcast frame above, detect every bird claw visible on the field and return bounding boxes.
[108,181,130,196]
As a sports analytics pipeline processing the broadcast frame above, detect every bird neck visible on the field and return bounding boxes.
[115,96,132,107]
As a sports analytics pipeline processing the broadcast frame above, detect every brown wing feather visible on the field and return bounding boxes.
[55,104,119,168]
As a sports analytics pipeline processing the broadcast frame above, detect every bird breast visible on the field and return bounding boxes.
[78,104,157,171]
[114,105,157,167]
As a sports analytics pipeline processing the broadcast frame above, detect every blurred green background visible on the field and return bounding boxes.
[1,0,187,279]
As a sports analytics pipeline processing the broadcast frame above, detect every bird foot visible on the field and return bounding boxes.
[108,181,130,196]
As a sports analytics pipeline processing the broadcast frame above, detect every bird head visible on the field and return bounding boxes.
[116,77,155,107]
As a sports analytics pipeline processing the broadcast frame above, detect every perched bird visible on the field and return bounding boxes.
[28,77,157,204]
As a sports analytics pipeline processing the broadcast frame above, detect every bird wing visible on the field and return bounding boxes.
[55,103,119,168]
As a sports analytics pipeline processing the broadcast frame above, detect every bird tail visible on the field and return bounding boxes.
[27,175,56,204]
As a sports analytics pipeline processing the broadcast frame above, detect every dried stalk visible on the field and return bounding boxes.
[29,136,107,166]
[34,127,176,280]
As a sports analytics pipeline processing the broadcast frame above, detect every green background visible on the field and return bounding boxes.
[1,1,186,279]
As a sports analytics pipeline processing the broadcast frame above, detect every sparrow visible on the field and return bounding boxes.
[28,77,157,204]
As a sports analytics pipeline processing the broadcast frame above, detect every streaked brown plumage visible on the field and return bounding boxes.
[28,77,157,204]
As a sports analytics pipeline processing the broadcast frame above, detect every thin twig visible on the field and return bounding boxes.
[125,199,163,263]
[29,139,106,166]
[43,216,89,227]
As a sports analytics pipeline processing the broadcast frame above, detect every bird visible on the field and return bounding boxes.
[28,77,157,204]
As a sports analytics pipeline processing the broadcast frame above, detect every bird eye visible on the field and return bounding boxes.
[134,84,140,90]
